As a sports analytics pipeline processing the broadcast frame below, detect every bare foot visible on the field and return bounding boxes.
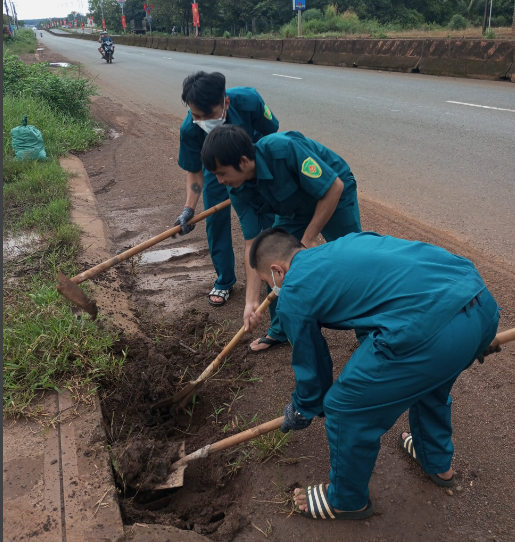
[293,484,367,513]
[401,432,453,481]
[209,294,224,304]
[249,335,275,352]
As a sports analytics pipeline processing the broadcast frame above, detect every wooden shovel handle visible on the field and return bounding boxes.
[194,291,277,383]
[71,199,231,284]
[209,416,285,455]
[490,327,515,349]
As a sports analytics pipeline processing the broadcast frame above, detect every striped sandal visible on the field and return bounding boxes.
[297,484,374,520]
[398,432,455,488]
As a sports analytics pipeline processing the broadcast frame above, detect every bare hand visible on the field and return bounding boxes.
[244,302,262,332]
[300,235,318,249]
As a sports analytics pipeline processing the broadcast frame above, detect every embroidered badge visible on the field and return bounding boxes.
[264,105,272,120]
[301,157,322,178]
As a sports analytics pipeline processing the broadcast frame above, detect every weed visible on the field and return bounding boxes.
[223,387,244,414]
[251,426,292,463]
[252,519,273,538]
[126,252,143,276]
[484,28,496,39]
[208,404,226,424]
[194,319,231,350]
[3,28,37,56]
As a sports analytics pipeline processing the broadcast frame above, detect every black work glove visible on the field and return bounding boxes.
[280,403,312,433]
[173,206,195,236]
[477,344,501,364]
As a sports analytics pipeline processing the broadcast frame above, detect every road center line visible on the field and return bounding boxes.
[272,74,302,80]
[446,101,515,113]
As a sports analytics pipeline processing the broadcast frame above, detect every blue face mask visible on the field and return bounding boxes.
[271,270,281,297]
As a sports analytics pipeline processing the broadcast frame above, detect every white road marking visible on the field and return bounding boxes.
[272,74,302,80]
[446,101,515,113]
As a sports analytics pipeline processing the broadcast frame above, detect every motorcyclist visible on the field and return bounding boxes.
[98,30,114,60]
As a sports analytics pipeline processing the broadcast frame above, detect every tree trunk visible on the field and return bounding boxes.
[252,17,256,33]
[512,0,514,33]
[482,0,489,34]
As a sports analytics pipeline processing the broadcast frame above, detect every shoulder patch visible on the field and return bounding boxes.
[301,157,322,178]
[263,105,272,120]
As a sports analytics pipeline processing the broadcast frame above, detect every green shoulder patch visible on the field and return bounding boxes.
[301,157,322,178]
[263,105,272,120]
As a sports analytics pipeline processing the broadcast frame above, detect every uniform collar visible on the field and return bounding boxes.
[255,148,273,181]
[225,104,243,128]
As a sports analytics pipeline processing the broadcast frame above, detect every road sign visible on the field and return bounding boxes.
[293,0,306,10]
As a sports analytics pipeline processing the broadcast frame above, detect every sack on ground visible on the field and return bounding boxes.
[11,115,47,161]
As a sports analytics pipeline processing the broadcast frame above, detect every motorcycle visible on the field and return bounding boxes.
[102,40,114,63]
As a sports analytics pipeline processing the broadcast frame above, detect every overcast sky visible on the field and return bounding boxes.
[6,0,89,20]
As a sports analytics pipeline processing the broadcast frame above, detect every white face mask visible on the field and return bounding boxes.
[271,270,281,297]
[193,104,226,134]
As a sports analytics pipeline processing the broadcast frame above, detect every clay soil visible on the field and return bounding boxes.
[46,45,515,541]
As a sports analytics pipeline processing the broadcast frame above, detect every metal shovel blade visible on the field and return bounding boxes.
[57,272,98,319]
[151,380,204,411]
[153,441,187,490]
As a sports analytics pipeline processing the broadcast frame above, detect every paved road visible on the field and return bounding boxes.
[40,31,515,263]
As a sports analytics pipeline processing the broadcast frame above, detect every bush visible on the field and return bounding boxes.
[484,28,496,39]
[223,31,230,39]
[448,14,468,30]
[3,54,96,119]
[246,31,252,38]
[302,9,323,22]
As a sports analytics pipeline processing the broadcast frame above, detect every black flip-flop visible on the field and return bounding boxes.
[298,484,374,520]
[248,336,289,354]
[398,433,455,488]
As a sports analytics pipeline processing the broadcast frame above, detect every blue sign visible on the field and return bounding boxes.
[293,0,306,10]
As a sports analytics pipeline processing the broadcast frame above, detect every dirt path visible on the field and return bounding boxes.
[46,48,515,541]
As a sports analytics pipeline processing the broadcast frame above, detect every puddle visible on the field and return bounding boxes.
[3,232,42,260]
[140,246,197,265]
[108,129,121,139]
[49,62,72,68]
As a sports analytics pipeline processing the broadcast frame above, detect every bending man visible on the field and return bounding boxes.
[249,228,499,520]
[201,125,362,352]
[175,72,279,307]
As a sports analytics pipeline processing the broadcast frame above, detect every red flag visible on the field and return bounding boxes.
[192,3,200,27]
[68,22,71,28]
[121,15,127,29]
[81,22,84,29]
[102,19,106,30]
[143,4,147,10]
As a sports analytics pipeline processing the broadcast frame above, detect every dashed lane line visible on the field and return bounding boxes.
[272,74,302,80]
[446,101,515,113]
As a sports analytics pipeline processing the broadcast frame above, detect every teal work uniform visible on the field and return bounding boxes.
[178,87,278,292]
[276,232,499,511]
[228,131,362,342]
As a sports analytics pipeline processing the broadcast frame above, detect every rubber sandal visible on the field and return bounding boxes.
[208,286,233,307]
[298,484,374,520]
[398,433,455,488]
[248,336,289,354]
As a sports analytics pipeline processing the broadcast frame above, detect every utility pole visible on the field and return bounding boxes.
[482,0,489,34]
[298,9,301,37]
[4,0,11,28]
[488,0,493,31]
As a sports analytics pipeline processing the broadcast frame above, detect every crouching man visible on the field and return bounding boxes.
[248,228,499,520]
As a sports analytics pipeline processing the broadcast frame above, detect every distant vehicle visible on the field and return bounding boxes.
[102,40,114,64]
[130,19,146,34]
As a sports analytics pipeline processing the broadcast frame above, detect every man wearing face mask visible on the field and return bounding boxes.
[201,125,362,353]
[248,227,499,521]
[174,71,279,307]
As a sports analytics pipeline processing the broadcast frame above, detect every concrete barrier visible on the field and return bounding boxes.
[312,39,357,67]
[279,39,315,63]
[117,36,127,45]
[355,39,425,72]
[173,38,215,55]
[230,39,282,61]
[158,37,168,50]
[213,39,235,57]
[152,37,159,49]
[145,36,153,48]
[419,39,515,80]
[127,35,135,46]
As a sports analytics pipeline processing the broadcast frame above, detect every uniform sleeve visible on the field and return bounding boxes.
[229,193,268,241]
[249,89,279,137]
[287,140,339,200]
[178,123,203,173]
[278,311,334,419]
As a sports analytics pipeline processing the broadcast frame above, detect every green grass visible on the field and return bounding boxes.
[2,55,119,418]
[3,28,37,56]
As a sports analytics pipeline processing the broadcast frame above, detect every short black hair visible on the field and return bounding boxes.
[201,125,256,172]
[181,71,226,115]
[249,228,303,272]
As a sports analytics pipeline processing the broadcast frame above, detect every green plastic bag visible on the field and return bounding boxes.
[11,115,47,161]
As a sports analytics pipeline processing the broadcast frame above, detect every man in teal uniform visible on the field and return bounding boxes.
[248,228,499,520]
[174,71,278,306]
[201,125,361,352]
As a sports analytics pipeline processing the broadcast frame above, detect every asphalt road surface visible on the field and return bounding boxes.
[41,31,515,263]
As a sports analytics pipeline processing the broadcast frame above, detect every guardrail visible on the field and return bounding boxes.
[43,29,515,82]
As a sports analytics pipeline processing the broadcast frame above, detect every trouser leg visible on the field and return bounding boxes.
[203,175,236,291]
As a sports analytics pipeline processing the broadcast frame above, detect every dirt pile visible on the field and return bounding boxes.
[101,310,257,540]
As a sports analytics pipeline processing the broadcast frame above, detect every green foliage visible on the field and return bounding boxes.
[223,30,231,38]
[3,27,37,55]
[303,8,324,22]
[246,31,253,38]
[484,28,496,39]
[448,13,469,30]
[3,55,96,119]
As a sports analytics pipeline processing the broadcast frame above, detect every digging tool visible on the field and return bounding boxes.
[151,327,515,490]
[153,415,285,490]
[151,291,278,411]
[57,199,231,319]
